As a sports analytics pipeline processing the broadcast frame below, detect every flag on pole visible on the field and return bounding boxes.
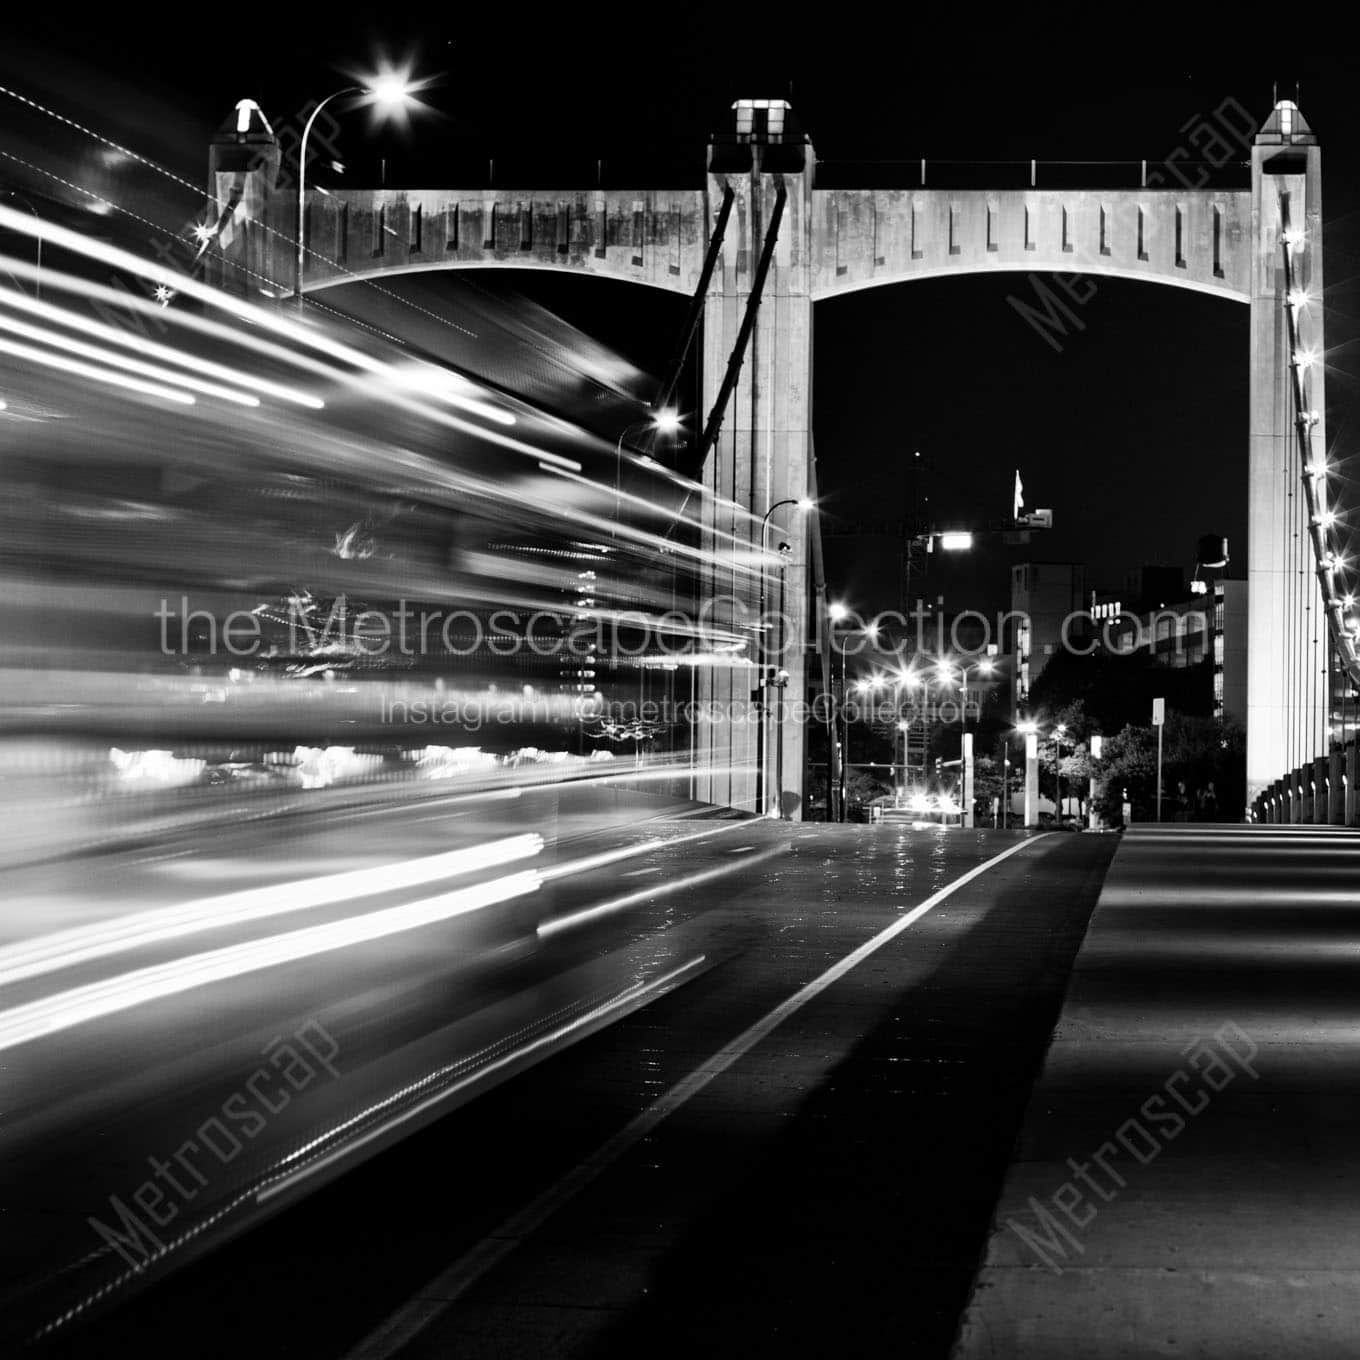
[1013,469,1024,520]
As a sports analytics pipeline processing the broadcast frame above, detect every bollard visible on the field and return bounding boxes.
[1329,750,1345,825]
[1315,755,1330,826]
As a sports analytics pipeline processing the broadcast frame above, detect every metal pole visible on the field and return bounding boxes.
[296,89,359,307]
[776,561,787,819]
[840,648,850,821]
[1156,723,1164,822]
[2,192,42,298]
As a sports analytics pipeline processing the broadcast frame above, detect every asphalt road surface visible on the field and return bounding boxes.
[3,790,1117,1357]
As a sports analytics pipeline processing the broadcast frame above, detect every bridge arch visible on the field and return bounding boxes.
[303,257,693,297]
[207,97,1326,817]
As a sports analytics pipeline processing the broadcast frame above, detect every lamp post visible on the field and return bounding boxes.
[294,75,418,308]
[894,666,922,797]
[614,408,680,532]
[830,602,851,820]
[935,656,994,827]
[755,496,813,817]
[1,192,42,299]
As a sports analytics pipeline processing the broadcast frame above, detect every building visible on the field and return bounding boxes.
[1009,562,1085,711]
[1088,577,1247,728]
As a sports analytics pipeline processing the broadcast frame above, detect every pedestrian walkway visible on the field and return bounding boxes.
[955,823,1360,1359]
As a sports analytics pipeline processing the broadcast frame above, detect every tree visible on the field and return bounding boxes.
[1094,714,1245,824]
[1094,724,1158,824]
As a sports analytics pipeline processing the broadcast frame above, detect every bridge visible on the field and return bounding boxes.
[5,78,1360,1359]
[203,95,1348,822]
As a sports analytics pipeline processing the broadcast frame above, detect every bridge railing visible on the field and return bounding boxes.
[813,158,1251,191]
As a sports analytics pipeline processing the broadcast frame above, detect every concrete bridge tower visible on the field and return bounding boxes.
[694,101,815,817]
[1247,100,1327,801]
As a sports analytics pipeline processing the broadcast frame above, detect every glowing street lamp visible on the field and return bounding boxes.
[615,408,682,524]
[294,71,421,306]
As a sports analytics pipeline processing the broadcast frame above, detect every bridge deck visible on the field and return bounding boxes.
[956,823,1360,1358]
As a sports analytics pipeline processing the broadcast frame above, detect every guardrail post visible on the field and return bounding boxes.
[1288,768,1302,823]
[1329,750,1345,824]
[1315,755,1330,825]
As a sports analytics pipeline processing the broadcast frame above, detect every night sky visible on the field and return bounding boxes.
[5,20,1359,621]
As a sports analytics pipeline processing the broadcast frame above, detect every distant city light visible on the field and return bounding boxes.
[938,531,974,551]
[829,602,849,622]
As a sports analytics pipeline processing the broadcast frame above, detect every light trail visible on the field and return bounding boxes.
[0,311,260,407]
[255,955,709,1206]
[0,281,326,409]
[0,834,543,989]
[0,208,570,467]
[536,820,753,883]
[0,333,194,405]
[538,844,786,937]
[0,870,542,1055]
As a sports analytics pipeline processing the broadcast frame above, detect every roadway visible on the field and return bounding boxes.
[1,792,1117,1357]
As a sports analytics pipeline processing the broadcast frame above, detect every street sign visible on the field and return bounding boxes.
[1152,698,1165,822]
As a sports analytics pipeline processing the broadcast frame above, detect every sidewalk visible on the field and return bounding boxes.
[954,824,1360,1359]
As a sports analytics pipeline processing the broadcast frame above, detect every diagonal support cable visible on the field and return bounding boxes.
[1278,195,1359,695]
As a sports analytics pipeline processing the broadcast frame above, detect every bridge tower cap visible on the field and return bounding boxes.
[1256,98,1316,146]
[214,99,277,145]
[729,98,802,144]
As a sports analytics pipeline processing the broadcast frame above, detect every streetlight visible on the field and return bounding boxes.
[935,655,995,734]
[756,496,813,818]
[829,603,878,822]
[615,408,681,529]
[935,654,995,827]
[295,73,420,307]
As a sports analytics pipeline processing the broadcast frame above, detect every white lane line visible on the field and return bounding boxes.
[256,955,708,1207]
[344,834,1044,1360]
[0,835,544,991]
